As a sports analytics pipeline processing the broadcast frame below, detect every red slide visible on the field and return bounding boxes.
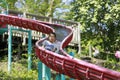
[0,14,120,80]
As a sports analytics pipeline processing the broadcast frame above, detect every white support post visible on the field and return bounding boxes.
[49,17,52,23]
[78,23,81,54]
[89,45,92,57]
[22,12,26,45]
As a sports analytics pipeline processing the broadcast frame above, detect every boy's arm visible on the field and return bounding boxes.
[54,41,61,53]
[41,40,47,48]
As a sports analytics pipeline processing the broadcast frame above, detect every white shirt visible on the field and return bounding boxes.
[42,40,55,51]
[53,41,61,53]
[42,40,61,53]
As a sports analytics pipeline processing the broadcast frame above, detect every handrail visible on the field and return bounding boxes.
[8,10,79,44]
[8,10,78,26]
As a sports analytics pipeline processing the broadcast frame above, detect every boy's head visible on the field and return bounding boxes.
[48,32,56,43]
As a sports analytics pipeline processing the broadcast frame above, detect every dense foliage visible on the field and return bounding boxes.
[67,0,120,53]
[0,52,38,80]
[5,0,62,17]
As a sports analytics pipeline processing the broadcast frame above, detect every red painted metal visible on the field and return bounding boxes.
[0,14,120,80]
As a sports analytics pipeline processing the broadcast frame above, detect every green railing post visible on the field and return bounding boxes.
[38,33,46,80]
[69,52,74,80]
[56,73,66,80]
[56,73,61,80]
[45,66,51,80]
[28,30,32,70]
[55,48,66,80]
[8,25,12,72]
[54,48,67,80]
[38,62,46,80]
[38,62,50,80]
[42,63,46,79]
[61,74,65,80]
[38,61,42,80]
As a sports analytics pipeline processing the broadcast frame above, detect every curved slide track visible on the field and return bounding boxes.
[0,14,120,80]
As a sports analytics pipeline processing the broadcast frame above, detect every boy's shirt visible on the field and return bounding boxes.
[42,40,55,51]
[53,41,61,53]
[42,40,61,54]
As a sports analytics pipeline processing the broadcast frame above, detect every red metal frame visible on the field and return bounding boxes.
[0,14,120,80]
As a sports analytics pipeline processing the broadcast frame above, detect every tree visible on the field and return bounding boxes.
[68,0,120,52]
[5,0,62,17]
[54,0,74,19]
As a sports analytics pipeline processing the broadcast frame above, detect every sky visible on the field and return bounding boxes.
[53,0,73,19]
[62,0,73,5]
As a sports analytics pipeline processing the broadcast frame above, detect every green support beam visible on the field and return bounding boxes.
[7,26,32,72]
[45,65,51,80]
[0,28,8,35]
[69,52,74,80]
[8,25,12,72]
[38,61,42,80]
[28,30,32,70]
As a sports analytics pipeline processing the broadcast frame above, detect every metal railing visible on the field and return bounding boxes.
[8,10,79,42]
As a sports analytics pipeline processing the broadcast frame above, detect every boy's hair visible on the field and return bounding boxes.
[49,32,56,38]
